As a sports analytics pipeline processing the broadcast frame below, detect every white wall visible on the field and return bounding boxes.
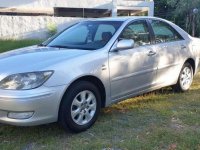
[0,16,81,39]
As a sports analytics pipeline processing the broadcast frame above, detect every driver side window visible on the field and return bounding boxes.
[120,20,151,47]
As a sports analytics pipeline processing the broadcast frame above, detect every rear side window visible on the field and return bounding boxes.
[150,20,183,44]
[120,20,151,47]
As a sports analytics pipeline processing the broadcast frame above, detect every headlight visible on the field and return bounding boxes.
[0,71,53,90]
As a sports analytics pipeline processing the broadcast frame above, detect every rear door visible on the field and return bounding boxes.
[148,19,185,86]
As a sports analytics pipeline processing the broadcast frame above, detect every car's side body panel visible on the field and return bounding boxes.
[109,44,158,101]
[43,49,111,106]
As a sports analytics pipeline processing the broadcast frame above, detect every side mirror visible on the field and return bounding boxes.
[114,39,134,51]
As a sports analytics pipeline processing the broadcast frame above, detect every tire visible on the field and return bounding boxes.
[172,62,194,92]
[59,81,101,133]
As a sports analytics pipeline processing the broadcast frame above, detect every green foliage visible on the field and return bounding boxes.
[168,0,200,37]
[155,0,175,20]
[47,22,57,37]
[155,0,200,37]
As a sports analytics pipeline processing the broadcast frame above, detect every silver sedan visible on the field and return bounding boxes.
[0,17,200,132]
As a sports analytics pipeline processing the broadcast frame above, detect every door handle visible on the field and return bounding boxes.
[148,50,156,56]
[162,45,168,48]
[181,45,187,49]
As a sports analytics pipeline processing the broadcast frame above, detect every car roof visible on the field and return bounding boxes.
[79,16,191,41]
[85,16,162,22]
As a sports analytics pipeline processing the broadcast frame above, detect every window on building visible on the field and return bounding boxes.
[117,9,148,16]
[54,7,111,18]
[0,7,53,16]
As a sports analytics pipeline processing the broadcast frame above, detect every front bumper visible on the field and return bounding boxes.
[0,85,66,126]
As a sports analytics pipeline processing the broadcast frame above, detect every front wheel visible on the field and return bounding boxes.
[59,81,101,133]
[172,62,193,92]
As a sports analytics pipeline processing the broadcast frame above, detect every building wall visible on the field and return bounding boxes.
[0,16,81,39]
[0,0,113,9]
[0,0,154,39]
[0,0,113,39]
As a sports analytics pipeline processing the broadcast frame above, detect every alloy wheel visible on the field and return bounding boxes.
[180,66,193,90]
[71,90,97,126]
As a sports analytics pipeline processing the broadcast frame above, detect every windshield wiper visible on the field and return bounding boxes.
[48,45,71,49]
[78,47,96,50]
[48,45,96,50]
[38,43,46,47]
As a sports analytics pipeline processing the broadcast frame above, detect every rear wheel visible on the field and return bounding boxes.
[59,81,101,133]
[172,62,193,92]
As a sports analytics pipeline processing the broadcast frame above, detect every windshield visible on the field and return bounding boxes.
[46,21,123,50]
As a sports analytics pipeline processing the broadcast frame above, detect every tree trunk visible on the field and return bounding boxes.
[192,14,195,37]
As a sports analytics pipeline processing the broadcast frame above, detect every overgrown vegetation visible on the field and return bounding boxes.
[0,40,200,149]
[47,22,57,37]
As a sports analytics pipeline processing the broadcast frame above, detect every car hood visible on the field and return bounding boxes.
[0,46,92,74]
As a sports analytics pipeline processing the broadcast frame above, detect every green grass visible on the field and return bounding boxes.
[0,40,42,53]
[0,40,200,150]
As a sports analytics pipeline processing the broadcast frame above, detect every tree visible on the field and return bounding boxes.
[154,0,175,20]
[168,0,200,37]
[154,0,200,37]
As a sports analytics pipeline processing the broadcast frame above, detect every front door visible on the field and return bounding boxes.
[109,20,158,101]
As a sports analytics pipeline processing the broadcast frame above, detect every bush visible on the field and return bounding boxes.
[47,22,57,37]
